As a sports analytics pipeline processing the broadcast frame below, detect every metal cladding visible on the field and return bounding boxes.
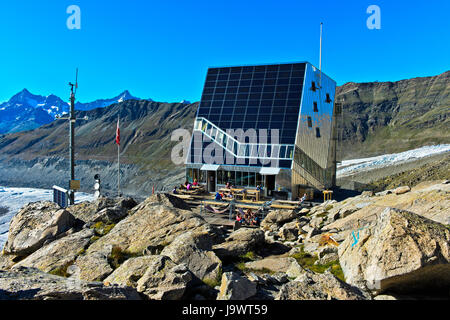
[186,61,337,198]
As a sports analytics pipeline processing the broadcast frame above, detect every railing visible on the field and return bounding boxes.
[193,117,295,161]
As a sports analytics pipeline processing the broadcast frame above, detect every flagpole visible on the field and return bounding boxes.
[117,115,120,198]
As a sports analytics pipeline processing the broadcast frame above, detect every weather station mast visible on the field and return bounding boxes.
[67,69,78,205]
[55,69,88,205]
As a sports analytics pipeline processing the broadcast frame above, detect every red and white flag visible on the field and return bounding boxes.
[115,118,120,146]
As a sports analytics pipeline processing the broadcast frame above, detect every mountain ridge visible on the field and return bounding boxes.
[0,89,146,134]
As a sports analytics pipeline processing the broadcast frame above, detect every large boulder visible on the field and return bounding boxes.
[0,266,141,300]
[3,201,77,257]
[213,228,265,260]
[217,272,257,300]
[136,255,192,300]
[278,221,300,241]
[67,196,137,224]
[261,210,298,232]
[75,245,114,282]
[160,231,222,283]
[338,207,450,294]
[244,257,298,274]
[75,195,212,281]
[103,255,157,288]
[276,270,370,300]
[12,228,94,273]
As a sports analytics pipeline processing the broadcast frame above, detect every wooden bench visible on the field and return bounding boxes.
[270,204,298,210]
[171,194,193,200]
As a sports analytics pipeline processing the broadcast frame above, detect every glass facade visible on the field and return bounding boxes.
[186,168,264,188]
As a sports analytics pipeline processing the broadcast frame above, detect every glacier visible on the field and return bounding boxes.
[337,144,450,177]
[0,186,94,248]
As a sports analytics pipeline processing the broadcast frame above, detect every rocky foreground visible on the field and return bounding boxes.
[0,180,449,300]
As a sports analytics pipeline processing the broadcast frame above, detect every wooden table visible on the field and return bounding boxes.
[246,189,260,201]
[323,190,333,202]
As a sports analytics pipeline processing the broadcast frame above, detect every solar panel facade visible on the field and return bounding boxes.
[197,63,305,145]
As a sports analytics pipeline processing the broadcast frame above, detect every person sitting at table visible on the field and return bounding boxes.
[244,209,253,224]
[300,193,307,203]
[186,182,192,190]
[215,192,222,200]
[256,185,263,192]
[234,212,243,230]
[251,212,260,226]
[172,186,178,194]
[193,179,198,186]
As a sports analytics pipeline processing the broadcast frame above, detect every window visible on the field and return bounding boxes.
[256,173,263,186]
[335,102,342,115]
[316,127,321,138]
[311,81,317,92]
[241,172,249,186]
[249,172,256,187]
[279,145,286,158]
[307,116,312,128]
[313,102,318,112]
[217,170,224,185]
[286,146,294,159]
[226,171,235,184]
[199,170,206,183]
[326,93,332,103]
[236,171,242,186]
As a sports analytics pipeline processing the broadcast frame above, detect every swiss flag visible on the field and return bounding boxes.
[115,118,120,146]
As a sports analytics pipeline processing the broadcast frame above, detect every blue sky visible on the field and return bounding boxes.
[0,0,449,103]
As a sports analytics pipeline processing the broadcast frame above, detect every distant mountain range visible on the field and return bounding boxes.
[0,89,144,134]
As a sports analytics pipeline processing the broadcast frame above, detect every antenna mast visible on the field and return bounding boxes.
[319,22,323,87]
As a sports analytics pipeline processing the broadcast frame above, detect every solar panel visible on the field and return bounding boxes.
[197,62,305,146]
[52,185,68,208]
[190,62,306,168]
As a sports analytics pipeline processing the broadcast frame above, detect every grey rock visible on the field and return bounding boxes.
[278,221,299,241]
[213,228,265,260]
[103,255,159,287]
[244,257,297,274]
[75,195,212,281]
[3,201,77,257]
[67,196,138,224]
[136,255,192,300]
[286,259,306,278]
[160,230,222,283]
[217,272,257,300]
[276,271,370,300]
[75,245,114,282]
[338,207,450,294]
[12,228,94,273]
[0,266,140,300]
